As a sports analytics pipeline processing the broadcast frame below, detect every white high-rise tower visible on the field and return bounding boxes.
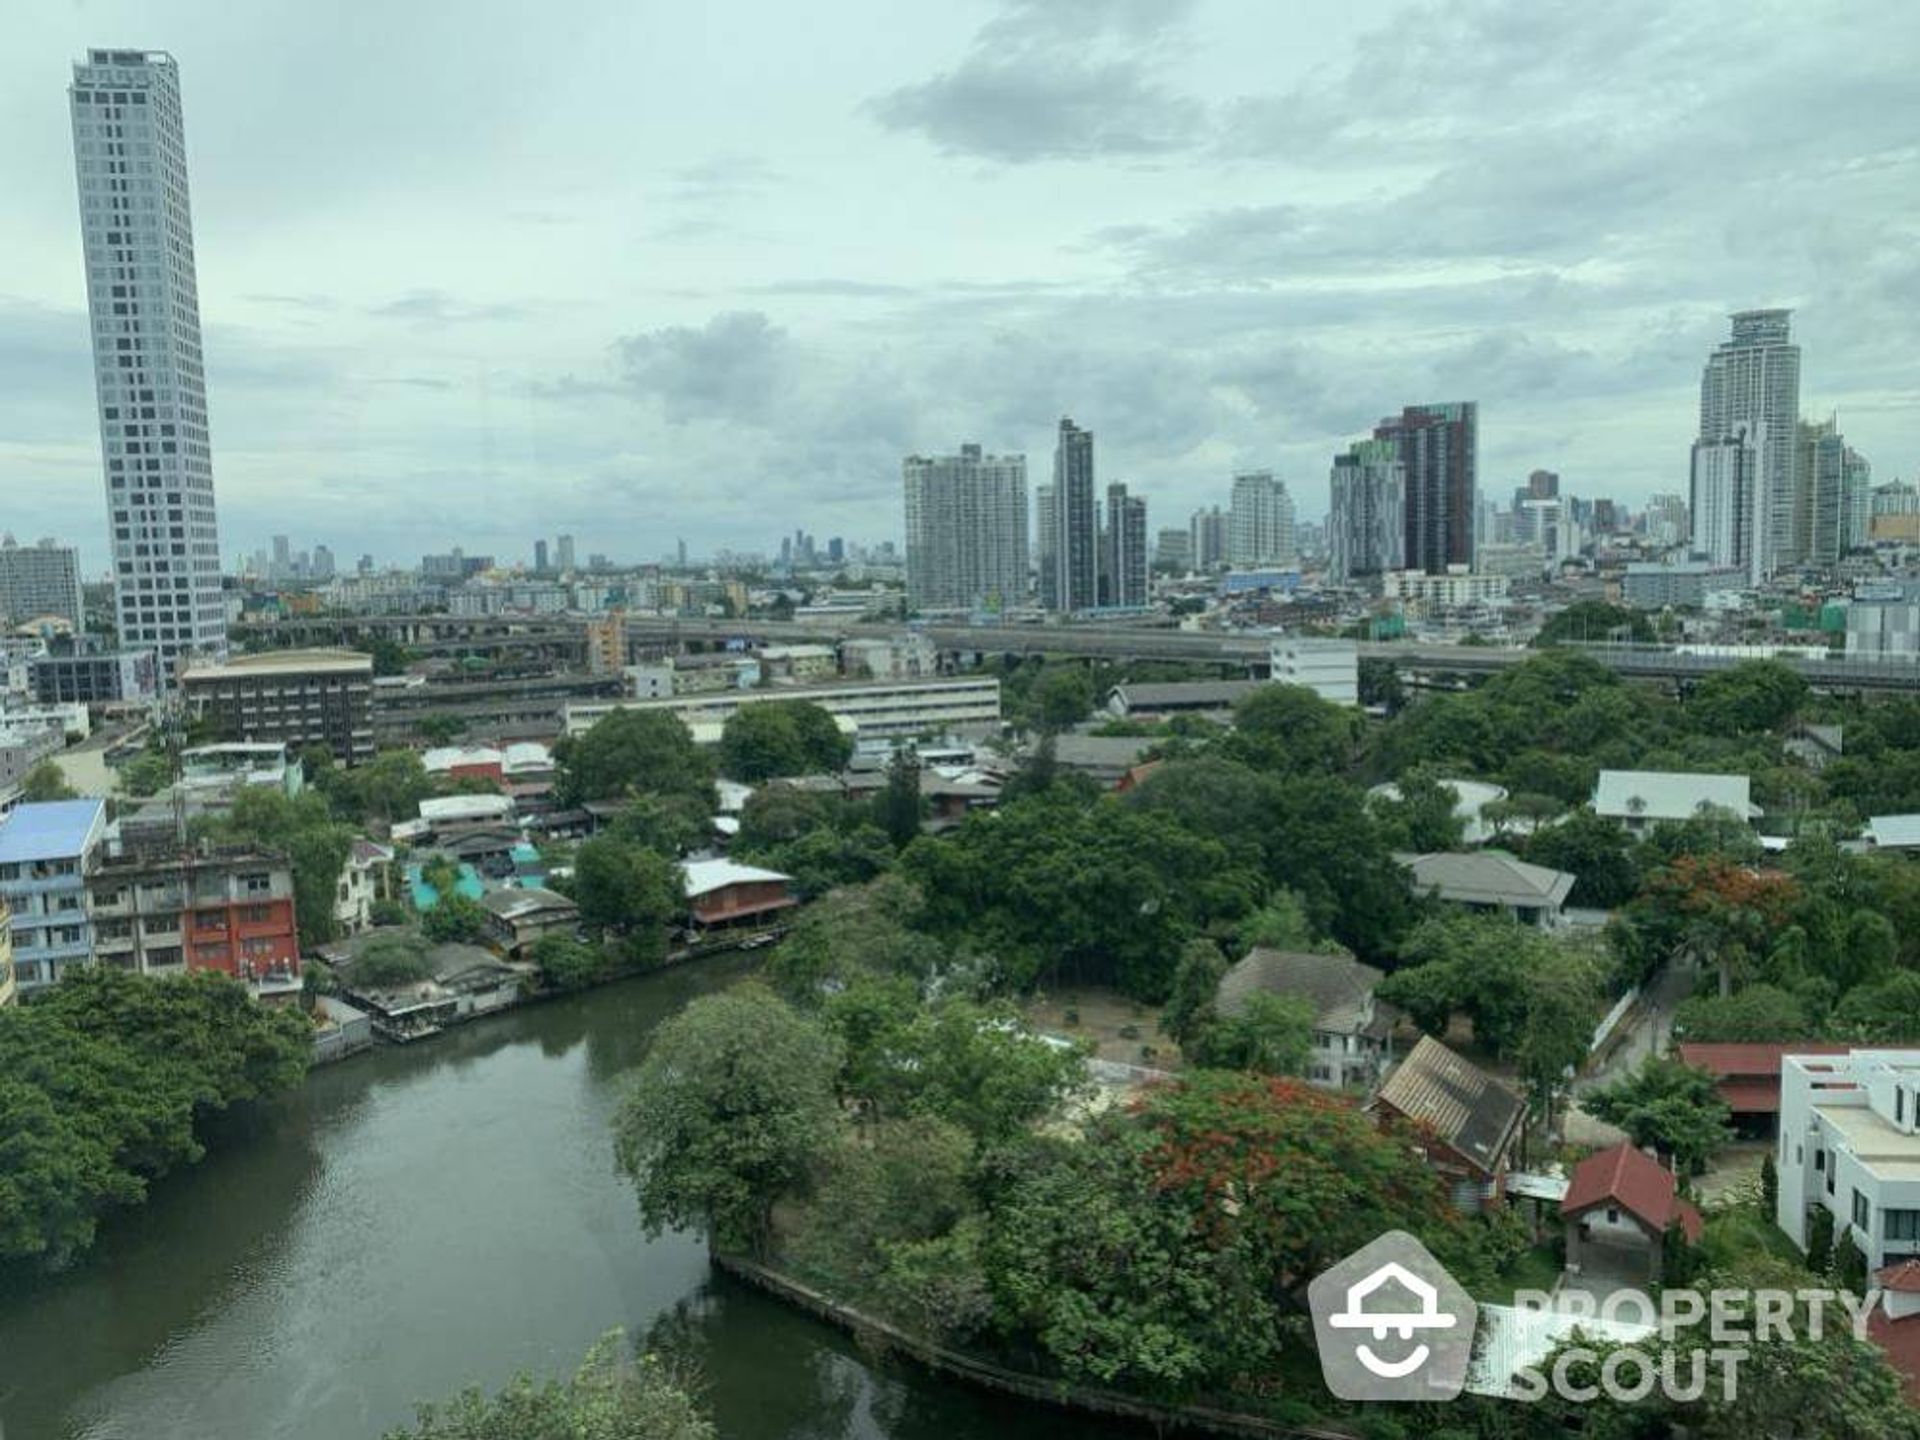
[70,49,226,676]
[1692,309,1800,583]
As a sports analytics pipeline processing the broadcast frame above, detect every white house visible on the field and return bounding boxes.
[1591,769,1759,836]
[334,838,394,935]
[1268,635,1358,706]
[1777,1049,1920,1274]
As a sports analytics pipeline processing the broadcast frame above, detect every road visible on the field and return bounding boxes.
[1564,959,1698,1148]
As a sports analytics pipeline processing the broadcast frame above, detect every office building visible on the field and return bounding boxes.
[1777,1049,1920,1275]
[565,674,1001,744]
[0,798,108,994]
[0,538,85,629]
[31,644,160,707]
[1041,419,1097,612]
[1693,309,1801,582]
[1376,403,1477,574]
[1622,561,1720,610]
[1328,438,1406,581]
[534,539,549,574]
[1189,505,1228,571]
[902,444,1029,612]
[70,50,226,676]
[1102,483,1147,608]
[1228,471,1296,568]
[556,534,577,572]
[1155,528,1192,572]
[181,648,375,764]
[1794,418,1854,568]
[1526,469,1560,500]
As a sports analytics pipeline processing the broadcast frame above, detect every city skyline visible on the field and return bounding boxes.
[3,3,1917,574]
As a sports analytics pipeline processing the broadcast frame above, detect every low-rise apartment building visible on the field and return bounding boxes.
[31,646,160,707]
[565,674,1002,744]
[87,844,301,983]
[1778,1049,1920,1274]
[0,799,107,994]
[182,648,375,764]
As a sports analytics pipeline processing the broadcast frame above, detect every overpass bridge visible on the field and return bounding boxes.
[238,613,1920,692]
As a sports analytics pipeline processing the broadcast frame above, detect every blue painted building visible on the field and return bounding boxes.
[0,799,107,994]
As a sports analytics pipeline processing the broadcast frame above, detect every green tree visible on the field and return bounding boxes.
[1357,656,1405,712]
[1184,991,1315,1075]
[1368,769,1467,853]
[1688,660,1810,735]
[1673,983,1813,1042]
[422,892,488,945]
[1584,1056,1733,1174]
[328,749,436,826]
[1029,665,1095,732]
[1760,1150,1778,1215]
[353,932,433,987]
[208,786,353,946]
[1806,1205,1835,1274]
[19,760,77,802]
[764,876,946,1006]
[717,700,851,782]
[613,985,841,1253]
[573,836,682,942]
[529,934,606,991]
[1531,601,1654,647]
[1520,808,1642,909]
[1226,682,1360,776]
[384,1330,711,1440]
[1159,938,1226,1048]
[607,793,712,858]
[416,713,468,745]
[118,749,174,798]
[874,748,924,849]
[553,709,715,809]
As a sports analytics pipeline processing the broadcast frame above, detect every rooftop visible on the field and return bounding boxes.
[1592,769,1757,822]
[477,886,577,921]
[1816,1103,1920,1182]
[1677,1041,1848,1081]
[1402,850,1575,909]
[1217,947,1393,1038]
[0,799,105,864]
[1371,1035,1524,1177]
[1867,815,1920,849]
[184,648,373,679]
[680,857,792,899]
[1561,1141,1703,1242]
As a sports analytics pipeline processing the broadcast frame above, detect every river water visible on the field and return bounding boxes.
[0,961,1123,1440]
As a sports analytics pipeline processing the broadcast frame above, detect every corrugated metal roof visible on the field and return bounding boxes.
[1371,1036,1523,1177]
[1592,769,1757,822]
[680,858,792,899]
[1404,850,1575,909]
[1868,815,1920,849]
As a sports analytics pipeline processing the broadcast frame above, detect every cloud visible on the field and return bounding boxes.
[613,311,795,424]
[869,0,1205,162]
[367,290,530,325]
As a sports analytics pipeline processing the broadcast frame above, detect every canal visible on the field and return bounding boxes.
[0,961,1121,1440]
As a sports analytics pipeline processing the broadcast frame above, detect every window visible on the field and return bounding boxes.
[1815,1149,1825,1173]
[1854,1191,1872,1233]
[1887,1210,1920,1243]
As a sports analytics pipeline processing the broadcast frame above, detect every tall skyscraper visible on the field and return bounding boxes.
[1375,403,1477,575]
[1693,309,1801,582]
[0,537,85,628]
[902,443,1029,612]
[1842,445,1872,553]
[1042,418,1097,612]
[1644,493,1690,549]
[1227,472,1296,568]
[1155,528,1192,572]
[71,49,226,674]
[1793,417,1872,568]
[1187,506,1227,572]
[534,539,550,573]
[1034,482,1057,601]
[1102,483,1147,608]
[556,534,577,572]
[1327,438,1406,582]
[1689,438,1750,569]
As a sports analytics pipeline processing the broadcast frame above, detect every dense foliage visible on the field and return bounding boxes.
[553,710,715,811]
[716,700,852,781]
[0,970,310,1265]
[385,1330,712,1440]
[202,786,353,947]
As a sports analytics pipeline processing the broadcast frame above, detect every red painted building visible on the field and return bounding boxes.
[89,846,302,983]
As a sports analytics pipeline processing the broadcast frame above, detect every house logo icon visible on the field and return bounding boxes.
[1308,1231,1478,1401]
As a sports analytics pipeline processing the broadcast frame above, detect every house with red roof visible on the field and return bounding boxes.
[1561,1142,1702,1285]
[1677,1041,1849,1138]
[1867,1259,1920,1406]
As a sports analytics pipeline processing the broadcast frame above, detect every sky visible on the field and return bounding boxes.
[4,0,1918,576]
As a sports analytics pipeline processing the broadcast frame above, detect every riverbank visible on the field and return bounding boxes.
[711,1253,1358,1440]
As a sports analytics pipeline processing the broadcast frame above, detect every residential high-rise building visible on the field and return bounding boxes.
[1689,438,1750,570]
[1102,483,1147,608]
[1327,438,1406,582]
[1375,403,1477,574]
[70,49,226,676]
[1526,469,1560,499]
[1793,417,1863,569]
[1034,482,1057,600]
[1644,493,1690,549]
[1189,506,1228,571]
[555,534,577,572]
[1694,309,1801,582]
[1042,419,1097,612]
[1843,443,1872,554]
[310,544,335,582]
[0,537,85,628]
[534,539,549,574]
[902,443,1029,612]
[1228,472,1296,568]
[1155,528,1192,572]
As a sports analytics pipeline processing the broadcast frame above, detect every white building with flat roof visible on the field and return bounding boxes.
[564,675,1001,743]
[1778,1050,1920,1273]
[1268,635,1357,706]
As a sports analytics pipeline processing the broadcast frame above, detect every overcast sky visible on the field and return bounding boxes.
[5,0,1917,574]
